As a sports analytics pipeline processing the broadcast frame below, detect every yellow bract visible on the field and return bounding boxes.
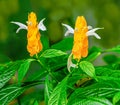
[72,16,88,61]
[27,12,42,56]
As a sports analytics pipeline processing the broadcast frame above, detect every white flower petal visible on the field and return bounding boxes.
[67,53,77,72]
[87,28,103,39]
[88,25,93,30]
[11,21,27,33]
[38,18,46,31]
[87,32,101,39]
[88,28,103,33]
[62,23,74,36]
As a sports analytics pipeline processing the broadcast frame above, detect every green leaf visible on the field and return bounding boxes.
[0,85,25,104]
[89,46,102,53]
[79,61,97,80]
[98,76,120,82]
[44,75,53,105]
[113,92,120,105]
[0,81,42,104]
[95,66,120,77]
[48,76,68,105]
[103,54,118,64]
[95,66,120,82]
[68,97,112,105]
[85,46,101,62]
[33,100,39,105]
[40,49,67,58]
[68,80,120,104]
[0,60,23,89]
[18,59,33,83]
[85,52,101,62]
[68,72,84,87]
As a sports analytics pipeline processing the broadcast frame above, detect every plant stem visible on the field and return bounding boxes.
[37,59,59,83]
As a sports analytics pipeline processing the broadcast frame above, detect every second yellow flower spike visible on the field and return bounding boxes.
[62,16,103,71]
[27,12,43,56]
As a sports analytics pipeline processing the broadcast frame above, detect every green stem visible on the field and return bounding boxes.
[49,72,59,83]
[37,59,59,83]
[23,80,44,88]
[101,49,112,53]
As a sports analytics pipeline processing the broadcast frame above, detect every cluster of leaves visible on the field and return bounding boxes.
[0,37,120,105]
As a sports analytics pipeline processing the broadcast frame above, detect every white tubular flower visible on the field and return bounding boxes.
[38,18,46,31]
[67,53,77,72]
[62,23,74,36]
[87,27,104,39]
[11,21,27,33]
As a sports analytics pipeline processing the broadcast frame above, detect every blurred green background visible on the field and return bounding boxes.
[0,0,120,62]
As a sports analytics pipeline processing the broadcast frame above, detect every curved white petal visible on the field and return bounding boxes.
[67,53,77,72]
[38,18,46,31]
[11,21,27,33]
[87,32,101,39]
[88,28,103,33]
[62,23,74,36]
[87,28,103,39]
[88,25,93,30]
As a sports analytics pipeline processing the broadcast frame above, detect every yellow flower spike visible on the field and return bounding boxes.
[11,12,46,57]
[72,16,88,60]
[27,12,42,56]
[62,16,103,71]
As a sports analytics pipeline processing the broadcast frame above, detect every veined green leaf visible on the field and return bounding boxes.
[0,60,23,89]
[79,61,97,80]
[113,92,120,105]
[68,97,112,105]
[68,74,83,87]
[95,66,120,77]
[96,66,120,84]
[68,80,120,104]
[44,75,53,105]
[0,81,43,104]
[0,85,25,104]
[98,76,120,81]
[48,76,68,105]
[40,49,67,58]
[18,59,33,83]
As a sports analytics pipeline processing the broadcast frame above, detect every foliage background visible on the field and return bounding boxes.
[0,0,120,62]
